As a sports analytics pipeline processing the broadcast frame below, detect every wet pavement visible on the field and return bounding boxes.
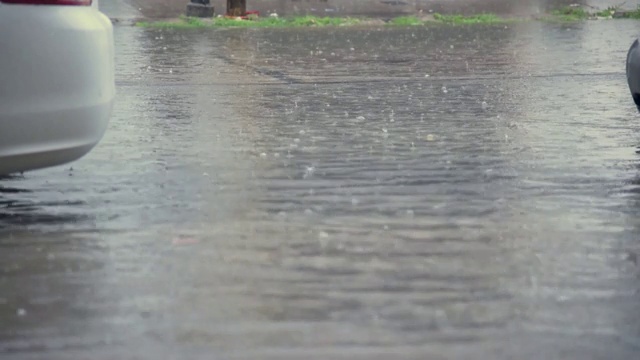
[3,11,640,360]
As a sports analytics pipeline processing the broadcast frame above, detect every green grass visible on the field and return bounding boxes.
[551,6,590,21]
[288,15,361,26]
[614,6,640,19]
[137,15,361,28]
[137,13,510,29]
[388,16,423,26]
[136,7,640,29]
[209,17,286,27]
[433,13,507,24]
[389,13,509,26]
[545,5,640,22]
[594,6,616,18]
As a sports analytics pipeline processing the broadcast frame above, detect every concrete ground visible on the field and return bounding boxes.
[110,0,640,19]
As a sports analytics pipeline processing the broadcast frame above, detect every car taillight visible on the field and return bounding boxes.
[0,0,91,5]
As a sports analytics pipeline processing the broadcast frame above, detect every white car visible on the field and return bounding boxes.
[0,0,114,175]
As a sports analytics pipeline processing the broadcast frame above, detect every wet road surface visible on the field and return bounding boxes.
[2,17,640,360]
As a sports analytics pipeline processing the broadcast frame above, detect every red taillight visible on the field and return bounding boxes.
[0,0,91,5]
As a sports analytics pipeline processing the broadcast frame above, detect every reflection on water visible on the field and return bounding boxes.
[1,21,640,359]
[0,179,90,229]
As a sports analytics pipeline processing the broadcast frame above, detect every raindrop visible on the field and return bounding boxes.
[304,209,314,215]
[303,166,315,179]
[16,308,26,317]
[424,74,430,78]
[351,198,359,206]
[318,231,330,239]
[299,130,306,135]
[356,115,366,121]
[350,47,355,51]
[441,86,448,94]
[406,209,415,217]
[259,153,267,158]
[481,101,488,110]
[426,134,435,141]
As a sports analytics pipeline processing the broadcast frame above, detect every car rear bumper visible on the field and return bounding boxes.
[0,4,114,175]
[0,100,113,175]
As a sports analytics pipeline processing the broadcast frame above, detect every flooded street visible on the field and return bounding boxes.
[2,10,640,360]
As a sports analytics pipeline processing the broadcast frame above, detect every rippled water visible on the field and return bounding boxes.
[2,20,640,359]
